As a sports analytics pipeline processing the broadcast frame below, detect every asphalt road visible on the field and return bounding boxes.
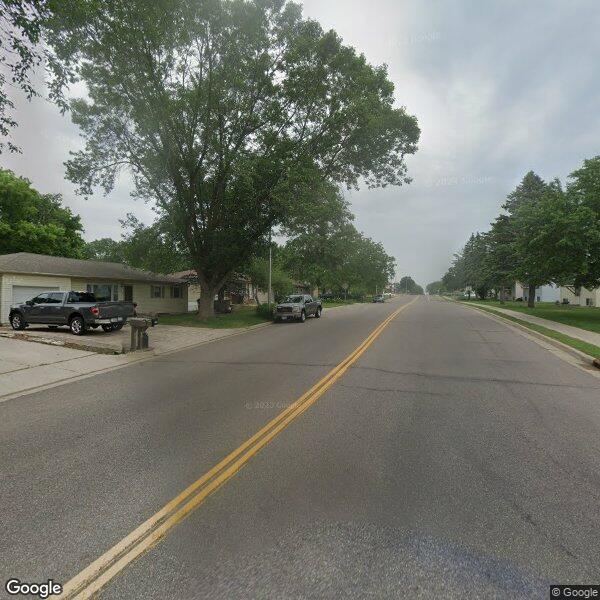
[2,296,600,599]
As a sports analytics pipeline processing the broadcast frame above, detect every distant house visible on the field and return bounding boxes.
[0,252,188,324]
[171,270,267,312]
[513,282,560,303]
[560,285,599,307]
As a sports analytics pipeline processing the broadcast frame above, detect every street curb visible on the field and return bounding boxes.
[0,321,274,404]
[454,300,600,371]
[0,330,122,355]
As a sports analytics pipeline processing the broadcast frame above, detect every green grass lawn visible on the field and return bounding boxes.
[321,298,367,308]
[158,305,271,329]
[462,299,600,334]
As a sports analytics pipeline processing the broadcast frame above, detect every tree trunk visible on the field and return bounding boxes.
[197,288,216,318]
[218,285,225,302]
[527,283,536,308]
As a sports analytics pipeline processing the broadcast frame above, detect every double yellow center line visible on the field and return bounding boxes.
[58,297,417,599]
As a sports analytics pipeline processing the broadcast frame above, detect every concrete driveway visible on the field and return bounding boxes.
[0,321,270,401]
[0,321,268,355]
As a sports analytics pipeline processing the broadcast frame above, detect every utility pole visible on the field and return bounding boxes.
[268,230,272,310]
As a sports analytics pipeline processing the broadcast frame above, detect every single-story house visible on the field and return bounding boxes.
[171,270,268,312]
[560,285,599,307]
[0,252,188,324]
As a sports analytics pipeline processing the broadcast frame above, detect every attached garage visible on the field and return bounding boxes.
[12,285,60,305]
[0,252,188,324]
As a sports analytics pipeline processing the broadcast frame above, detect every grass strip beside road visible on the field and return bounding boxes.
[158,305,270,329]
[460,302,600,360]
[461,300,600,334]
[57,297,418,599]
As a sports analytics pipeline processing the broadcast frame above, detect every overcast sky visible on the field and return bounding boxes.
[3,0,600,285]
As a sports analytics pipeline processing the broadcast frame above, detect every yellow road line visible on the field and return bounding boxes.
[58,297,418,599]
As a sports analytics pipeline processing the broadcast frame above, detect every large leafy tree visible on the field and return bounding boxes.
[46,0,419,315]
[0,168,85,256]
[566,157,600,290]
[0,0,71,152]
[509,177,594,307]
[502,171,550,306]
[484,215,519,300]
[395,276,422,295]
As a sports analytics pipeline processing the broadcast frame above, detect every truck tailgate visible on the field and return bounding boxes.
[97,302,135,320]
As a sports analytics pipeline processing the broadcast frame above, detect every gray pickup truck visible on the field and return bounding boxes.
[274,294,322,323]
[9,291,135,335]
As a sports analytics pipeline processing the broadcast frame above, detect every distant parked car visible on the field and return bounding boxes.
[274,294,322,323]
[9,291,135,335]
[372,295,385,303]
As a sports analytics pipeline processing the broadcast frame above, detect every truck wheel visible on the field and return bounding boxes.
[10,313,26,330]
[112,323,124,331]
[69,316,86,336]
[101,324,114,332]
[315,307,322,318]
[299,310,306,323]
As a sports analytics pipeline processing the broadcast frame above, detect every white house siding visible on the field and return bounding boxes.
[515,282,560,303]
[0,273,72,324]
[560,286,599,307]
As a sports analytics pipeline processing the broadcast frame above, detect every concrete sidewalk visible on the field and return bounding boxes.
[0,322,270,401]
[467,303,600,347]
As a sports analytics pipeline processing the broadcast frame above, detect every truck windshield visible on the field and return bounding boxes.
[67,292,97,303]
[283,296,303,303]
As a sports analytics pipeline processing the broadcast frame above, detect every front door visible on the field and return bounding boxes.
[124,285,133,302]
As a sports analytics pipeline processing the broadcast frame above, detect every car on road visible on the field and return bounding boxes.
[9,291,136,335]
[274,294,322,323]
[372,295,385,303]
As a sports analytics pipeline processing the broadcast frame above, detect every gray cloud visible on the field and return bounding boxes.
[3,0,600,285]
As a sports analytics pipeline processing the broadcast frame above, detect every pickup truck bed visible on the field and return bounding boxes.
[9,291,136,335]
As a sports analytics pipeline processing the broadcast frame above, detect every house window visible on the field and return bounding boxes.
[586,298,593,306]
[86,284,118,301]
[170,285,182,299]
[151,285,164,299]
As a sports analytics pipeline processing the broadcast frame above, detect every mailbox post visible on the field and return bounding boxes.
[128,317,154,351]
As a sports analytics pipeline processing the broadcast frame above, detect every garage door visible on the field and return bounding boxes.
[12,285,60,305]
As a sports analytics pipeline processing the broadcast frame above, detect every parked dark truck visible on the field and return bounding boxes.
[9,291,136,335]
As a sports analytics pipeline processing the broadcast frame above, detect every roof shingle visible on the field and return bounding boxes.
[0,253,185,284]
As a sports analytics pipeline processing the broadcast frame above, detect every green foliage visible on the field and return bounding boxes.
[158,305,270,329]
[395,276,423,294]
[441,160,600,306]
[255,303,275,319]
[282,218,395,297]
[85,214,189,273]
[566,156,600,289]
[46,0,419,314]
[0,168,85,256]
[0,0,71,152]
[426,280,446,294]
[83,238,125,263]
[246,255,294,301]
